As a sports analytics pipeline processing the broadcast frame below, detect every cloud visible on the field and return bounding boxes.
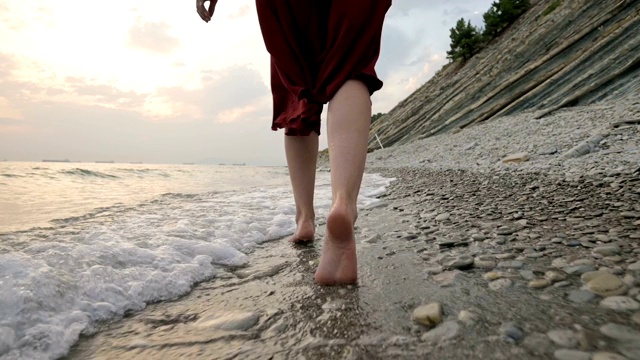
[0,117,30,134]
[370,0,494,113]
[390,0,430,14]
[127,19,180,54]
[0,53,16,79]
[157,65,270,122]
[376,24,415,79]
[391,0,489,14]
[229,5,252,19]
[1,0,501,164]
[0,97,23,120]
[0,54,40,111]
[68,82,148,108]
[0,54,145,119]
[0,50,267,126]
[0,2,26,31]
[442,6,486,28]
[0,98,282,165]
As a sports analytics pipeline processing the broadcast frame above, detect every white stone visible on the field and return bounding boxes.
[553,349,592,360]
[489,278,513,290]
[264,318,289,337]
[547,329,579,348]
[421,321,460,344]
[0,327,15,356]
[592,352,629,360]
[458,310,479,325]
[412,302,443,327]
[195,311,259,331]
[600,296,640,311]
[502,152,530,163]
[435,213,451,221]
[599,323,640,342]
[362,234,381,244]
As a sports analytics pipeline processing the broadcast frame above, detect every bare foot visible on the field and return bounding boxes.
[289,218,315,243]
[314,205,357,285]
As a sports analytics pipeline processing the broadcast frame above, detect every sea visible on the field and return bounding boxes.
[0,161,393,359]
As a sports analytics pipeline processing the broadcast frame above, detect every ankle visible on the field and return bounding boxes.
[330,198,357,223]
[295,210,315,223]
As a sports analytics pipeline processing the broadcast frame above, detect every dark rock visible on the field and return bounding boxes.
[499,322,524,342]
[568,290,597,304]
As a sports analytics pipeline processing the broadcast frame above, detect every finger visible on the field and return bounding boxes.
[196,0,210,22]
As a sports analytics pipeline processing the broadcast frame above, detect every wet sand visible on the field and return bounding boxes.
[67,167,640,360]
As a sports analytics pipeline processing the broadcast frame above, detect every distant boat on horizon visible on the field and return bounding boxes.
[232,163,246,166]
[130,162,143,164]
[95,160,115,164]
[42,159,70,163]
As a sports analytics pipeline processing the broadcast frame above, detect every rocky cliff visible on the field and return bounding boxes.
[369,0,640,150]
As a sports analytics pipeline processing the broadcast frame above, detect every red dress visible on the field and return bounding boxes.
[256,0,392,136]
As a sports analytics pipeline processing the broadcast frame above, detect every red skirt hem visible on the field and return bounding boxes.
[257,0,391,136]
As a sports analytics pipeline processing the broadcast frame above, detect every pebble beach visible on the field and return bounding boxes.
[67,100,640,360]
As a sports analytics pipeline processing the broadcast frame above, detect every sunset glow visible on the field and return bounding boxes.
[0,0,494,164]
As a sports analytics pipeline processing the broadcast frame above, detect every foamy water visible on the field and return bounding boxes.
[0,162,393,359]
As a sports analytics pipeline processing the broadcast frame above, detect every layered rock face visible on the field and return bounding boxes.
[369,0,640,150]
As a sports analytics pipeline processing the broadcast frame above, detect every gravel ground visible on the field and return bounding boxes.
[67,101,640,360]
[69,166,640,360]
[367,100,640,176]
[361,165,640,359]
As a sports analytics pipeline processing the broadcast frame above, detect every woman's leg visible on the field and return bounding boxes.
[285,132,319,242]
[315,80,371,285]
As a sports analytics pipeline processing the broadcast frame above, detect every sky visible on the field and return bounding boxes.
[0,0,492,166]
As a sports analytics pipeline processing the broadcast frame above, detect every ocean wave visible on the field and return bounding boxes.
[60,168,120,179]
[0,170,394,359]
[114,168,172,178]
[158,192,201,200]
[49,204,129,226]
[0,173,24,178]
[115,168,158,174]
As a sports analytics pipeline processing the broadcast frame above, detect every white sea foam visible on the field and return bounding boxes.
[0,171,393,360]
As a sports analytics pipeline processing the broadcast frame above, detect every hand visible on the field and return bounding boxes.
[196,0,218,23]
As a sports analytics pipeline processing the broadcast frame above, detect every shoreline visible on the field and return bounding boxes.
[67,164,640,359]
[59,100,640,359]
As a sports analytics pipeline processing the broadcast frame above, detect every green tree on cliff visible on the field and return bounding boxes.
[483,0,531,39]
[446,18,482,62]
[371,112,385,123]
